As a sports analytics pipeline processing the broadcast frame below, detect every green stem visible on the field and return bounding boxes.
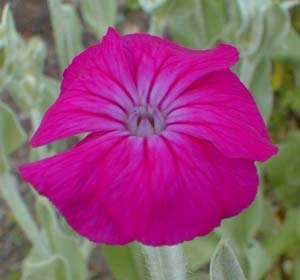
[140,243,187,280]
[238,57,259,87]
[0,173,48,256]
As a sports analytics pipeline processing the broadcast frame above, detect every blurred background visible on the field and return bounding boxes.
[0,0,300,279]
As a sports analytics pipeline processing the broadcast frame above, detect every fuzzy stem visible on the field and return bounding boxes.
[140,243,187,280]
[0,173,48,256]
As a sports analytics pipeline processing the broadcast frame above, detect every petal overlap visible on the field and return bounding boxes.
[21,131,258,245]
[164,70,277,161]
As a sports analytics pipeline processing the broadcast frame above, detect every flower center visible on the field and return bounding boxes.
[127,105,166,136]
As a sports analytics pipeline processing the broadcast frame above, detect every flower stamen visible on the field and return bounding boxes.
[128,105,165,136]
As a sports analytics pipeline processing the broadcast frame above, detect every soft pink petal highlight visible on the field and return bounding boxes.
[123,33,238,107]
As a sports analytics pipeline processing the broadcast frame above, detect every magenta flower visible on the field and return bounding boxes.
[20,28,277,246]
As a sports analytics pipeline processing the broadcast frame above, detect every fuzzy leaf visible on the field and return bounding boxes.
[210,240,246,280]
[48,0,83,73]
[36,198,89,280]
[184,233,219,271]
[236,11,264,56]
[138,0,168,13]
[167,0,225,48]
[0,102,26,155]
[259,3,290,54]
[0,4,20,89]
[0,173,47,253]
[80,0,116,38]
[248,241,271,280]
[141,244,187,280]
[272,29,300,62]
[22,253,71,280]
[249,57,273,122]
[218,190,263,252]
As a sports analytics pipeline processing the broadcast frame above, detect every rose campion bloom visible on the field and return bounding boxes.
[20,27,277,246]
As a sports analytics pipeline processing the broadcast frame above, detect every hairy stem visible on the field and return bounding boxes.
[140,243,187,280]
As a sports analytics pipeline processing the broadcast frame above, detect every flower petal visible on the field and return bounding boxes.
[30,77,130,147]
[20,130,258,246]
[165,70,278,161]
[31,27,136,147]
[99,132,258,245]
[123,33,238,106]
[20,131,134,244]
[63,27,136,99]
[61,44,99,92]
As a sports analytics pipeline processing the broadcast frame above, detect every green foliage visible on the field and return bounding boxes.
[249,57,273,122]
[272,29,300,62]
[184,233,219,272]
[0,3,56,112]
[218,191,263,253]
[0,102,25,173]
[0,102,25,152]
[0,173,92,280]
[0,174,45,249]
[217,189,272,279]
[22,198,90,280]
[265,132,300,207]
[0,5,92,279]
[157,0,225,48]
[0,4,21,90]
[263,208,300,259]
[138,0,168,13]
[80,0,116,38]
[209,240,246,280]
[102,244,141,280]
[48,0,83,73]
[23,255,71,280]
[0,5,47,90]
[259,3,290,54]
[247,241,272,280]
[127,0,140,11]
